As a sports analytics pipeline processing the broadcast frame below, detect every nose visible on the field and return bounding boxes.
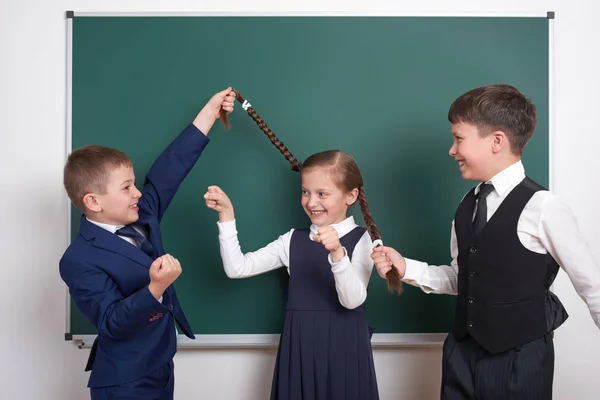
[449,142,457,157]
[133,185,142,199]
[307,195,319,209]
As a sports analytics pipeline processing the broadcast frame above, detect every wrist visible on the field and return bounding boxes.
[330,246,345,263]
[148,282,165,300]
[192,109,216,136]
[218,209,235,222]
[397,257,407,278]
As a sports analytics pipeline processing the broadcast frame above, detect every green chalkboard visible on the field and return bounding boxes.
[68,15,549,338]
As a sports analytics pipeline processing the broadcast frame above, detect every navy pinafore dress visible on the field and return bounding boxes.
[270,226,379,400]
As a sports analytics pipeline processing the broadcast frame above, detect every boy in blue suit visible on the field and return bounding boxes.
[372,84,600,399]
[60,87,235,400]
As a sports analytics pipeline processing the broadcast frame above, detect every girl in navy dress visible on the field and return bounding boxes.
[205,92,400,399]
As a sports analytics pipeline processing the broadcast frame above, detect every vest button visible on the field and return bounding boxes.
[467,321,474,328]
[468,297,475,303]
[469,247,477,254]
[468,271,476,278]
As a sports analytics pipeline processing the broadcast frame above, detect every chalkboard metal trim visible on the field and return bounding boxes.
[65,15,74,337]
[67,11,550,18]
[72,333,446,349]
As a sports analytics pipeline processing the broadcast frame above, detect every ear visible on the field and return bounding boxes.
[82,192,102,213]
[345,188,359,206]
[491,130,508,154]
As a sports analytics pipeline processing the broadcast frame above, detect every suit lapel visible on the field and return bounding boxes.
[79,216,152,268]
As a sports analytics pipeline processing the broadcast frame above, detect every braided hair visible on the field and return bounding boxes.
[220,90,402,294]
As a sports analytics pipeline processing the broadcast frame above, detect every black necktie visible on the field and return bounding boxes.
[473,183,494,235]
[116,224,154,257]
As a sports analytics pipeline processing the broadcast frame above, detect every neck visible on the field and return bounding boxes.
[85,212,128,227]
[482,156,521,182]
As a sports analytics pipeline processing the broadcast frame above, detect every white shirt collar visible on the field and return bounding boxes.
[309,215,358,240]
[475,160,525,197]
[86,217,124,234]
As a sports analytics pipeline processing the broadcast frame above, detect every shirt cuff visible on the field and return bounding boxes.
[402,258,428,282]
[328,247,349,273]
[217,219,237,237]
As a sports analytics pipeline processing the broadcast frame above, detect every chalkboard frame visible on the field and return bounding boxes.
[64,11,554,348]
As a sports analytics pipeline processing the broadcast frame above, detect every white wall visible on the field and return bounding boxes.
[1,0,599,399]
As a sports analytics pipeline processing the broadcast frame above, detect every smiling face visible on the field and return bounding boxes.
[300,166,357,227]
[448,121,496,182]
[86,165,142,226]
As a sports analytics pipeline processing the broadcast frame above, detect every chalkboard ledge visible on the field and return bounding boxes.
[71,333,446,349]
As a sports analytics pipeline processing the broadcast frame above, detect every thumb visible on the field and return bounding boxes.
[217,87,232,97]
[150,257,163,271]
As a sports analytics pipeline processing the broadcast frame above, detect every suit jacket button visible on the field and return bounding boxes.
[467,321,474,328]
[468,297,475,303]
[469,247,477,254]
[468,271,476,278]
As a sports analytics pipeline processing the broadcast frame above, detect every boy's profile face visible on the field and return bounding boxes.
[89,165,142,226]
[449,122,495,182]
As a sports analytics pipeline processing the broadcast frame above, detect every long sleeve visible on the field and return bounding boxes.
[139,124,210,222]
[401,221,459,295]
[59,256,165,341]
[328,231,375,309]
[217,219,292,278]
[537,194,600,330]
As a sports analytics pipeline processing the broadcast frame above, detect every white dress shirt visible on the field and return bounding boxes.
[87,218,162,303]
[217,216,375,310]
[402,160,600,329]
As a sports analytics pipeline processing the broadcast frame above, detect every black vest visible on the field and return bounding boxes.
[453,177,568,354]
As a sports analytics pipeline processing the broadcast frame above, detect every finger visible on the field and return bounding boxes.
[207,185,221,193]
[376,260,393,270]
[217,87,232,96]
[162,254,174,268]
[377,266,392,278]
[150,257,162,270]
[371,255,387,264]
[205,200,218,208]
[313,234,321,243]
[204,192,221,201]
[317,226,331,235]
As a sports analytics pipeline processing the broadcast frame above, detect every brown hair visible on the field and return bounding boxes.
[447,84,537,156]
[225,90,402,294]
[64,145,132,211]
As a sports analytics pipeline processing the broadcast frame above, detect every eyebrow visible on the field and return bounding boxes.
[121,179,134,185]
[302,187,331,192]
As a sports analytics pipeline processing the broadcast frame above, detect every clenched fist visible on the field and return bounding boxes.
[313,226,345,262]
[204,185,235,222]
[148,254,182,299]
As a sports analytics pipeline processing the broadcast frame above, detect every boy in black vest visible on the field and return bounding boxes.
[371,84,600,399]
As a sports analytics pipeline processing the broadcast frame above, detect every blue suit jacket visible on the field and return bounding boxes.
[60,124,208,388]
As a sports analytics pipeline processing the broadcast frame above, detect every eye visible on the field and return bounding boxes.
[318,192,327,197]
[301,189,309,196]
[123,186,130,191]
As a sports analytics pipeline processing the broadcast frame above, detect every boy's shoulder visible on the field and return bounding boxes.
[60,232,91,265]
